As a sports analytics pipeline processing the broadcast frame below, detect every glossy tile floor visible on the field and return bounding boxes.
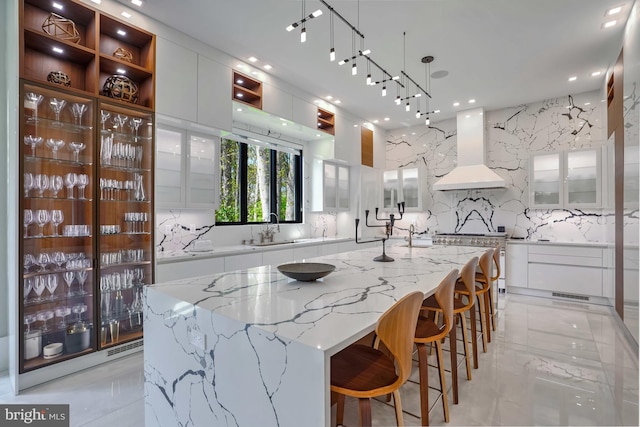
[0,293,638,427]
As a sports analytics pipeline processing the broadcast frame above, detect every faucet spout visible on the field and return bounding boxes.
[266,212,280,232]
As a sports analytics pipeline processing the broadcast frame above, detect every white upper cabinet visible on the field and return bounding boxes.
[156,38,198,122]
[311,160,350,212]
[334,114,359,164]
[292,97,318,130]
[530,148,602,209]
[156,125,186,208]
[382,167,422,211]
[262,83,293,120]
[197,55,232,131]
[187,133,220,208]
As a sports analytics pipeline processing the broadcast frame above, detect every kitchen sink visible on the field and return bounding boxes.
[252,240,295,247]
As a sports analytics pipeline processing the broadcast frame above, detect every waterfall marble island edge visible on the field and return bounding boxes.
[143,244,486,427]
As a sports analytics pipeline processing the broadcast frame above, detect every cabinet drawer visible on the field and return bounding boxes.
[528,263,603,296]
[528,244,603,258]
[528,253,603,267]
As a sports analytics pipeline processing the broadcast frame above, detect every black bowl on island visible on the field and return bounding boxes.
[277,262,336,282]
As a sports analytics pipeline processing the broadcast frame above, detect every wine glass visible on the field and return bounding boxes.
[76,174,89,199]
[50,210,64,236]
[24,135,43,156]
[34,209,50,237]
[23,209,33,237]
[64,173,77,199]
[72,303,87,324]
[45,274,58,300]
[24,173,34,197]
[71,103,87,126]
[113,114,128,133]
[63,270,75,296]
[68,141,86,162]
[129,117,143,141]
[37,310,54,333]
[100,111,111,130]
[24,277,34,303]
[76,270,88,295]
[24,92,44,123]
[49,175,63,198]
[33,276,46,302]
[55,306,71,329]
[49,98,67,125]
[52,251,66,269]
[24,313,37,334]
[23,253,36,272]
[45,138,65,159]
[36,252,51,271]
[35,174,49,197]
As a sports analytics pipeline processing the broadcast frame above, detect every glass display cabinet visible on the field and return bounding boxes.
[20,82,96,372]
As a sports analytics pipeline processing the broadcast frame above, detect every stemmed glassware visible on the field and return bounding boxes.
[113,114,128,133]
[35,174,49,197]
[45,274,58,300]
[76,174,89,199]
[33,277,46,302]
[129,117,143,142]
[23,253,36,272]
[68,141,86,162]
[100,111,111,130]
[36,252,50,271]
[37,310,54,333]
[24,135,43,156]
[24,278,33,304]
[55,306,71,329]
[76,270,88,295]
[34,209,50,237]
[64,173,77,198]
[24,92,44,123]
[52,251,66,269]
[45,138,65,159]
[24,313,37,334]
[50,209,64,236]
[49,98,66,125]
[63,271,75,296]
[23,209,33,237]
[50,175,63,198]
[71,103,87,126]
[24,173,34,197]
[72,303,87,324]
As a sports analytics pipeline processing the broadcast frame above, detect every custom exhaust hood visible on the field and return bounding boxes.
[433,108,506,191]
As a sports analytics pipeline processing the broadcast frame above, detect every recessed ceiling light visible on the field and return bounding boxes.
[236,79,243,84]
[353,124,358,127]
[584,102,591,106]
[384,117,390,121]
[325,95,333,100]
[236,108,243,112]
[116,68,126,74]
[591,71,601,77]
[468,99,476,104]
[236,93,243,98]
[52,2,63,10]
[131,0,142,6]
[248,56,258,62]
[453,102,460,107]
[121,11,132,18]
[282,122,287,126]
[334,100,341,104]
[434,109,440,113]
[90,0,101,4]
[372,119,379,123]
[603,20,617,28]
[411,132,415,135]
[263,64,272,70]
[316,134,321,137]
[117,29,127,36]
[607,6,622,15]
[568,76,577,82]
[251,71,258,76]
[52,47,63,54]
[465,115,471,118]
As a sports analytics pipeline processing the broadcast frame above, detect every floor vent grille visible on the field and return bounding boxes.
[552,292,589,301]
[107,340,143,357]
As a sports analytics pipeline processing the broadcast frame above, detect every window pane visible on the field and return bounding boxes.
[247,144,271,222]
[216,139,241,222]
[277,151,298,221]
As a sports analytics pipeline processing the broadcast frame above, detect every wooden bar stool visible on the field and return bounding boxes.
[475,243,501,334]
[421,256,478,404]
[414,268,458,426]
[331,291,424,427]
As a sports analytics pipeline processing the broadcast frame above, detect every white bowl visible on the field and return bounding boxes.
[43,342,63,359]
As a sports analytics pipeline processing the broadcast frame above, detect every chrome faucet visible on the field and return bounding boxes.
[408,224,415,248]
[259,212,280,243]
[266,212,280,232]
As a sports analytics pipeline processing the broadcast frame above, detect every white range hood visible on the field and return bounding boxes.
[433,108,506,191]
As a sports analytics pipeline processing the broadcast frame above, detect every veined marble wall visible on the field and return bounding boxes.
[386,90,622,242]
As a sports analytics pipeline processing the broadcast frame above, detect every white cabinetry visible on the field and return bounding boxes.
[506,243,528,289]
[197,55,232,131]
[156,38,198,122]
[311,160,350,212]
[225,252,263,271]
[156,257,224,282]
[292,97,319,131]
[262,83,293,120]
[382,167,422,211]
[262,248,294,266]
[155,125,186,207]
[334,114,359,164]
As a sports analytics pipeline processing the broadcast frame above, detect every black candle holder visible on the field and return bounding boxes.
[355,202,405,262]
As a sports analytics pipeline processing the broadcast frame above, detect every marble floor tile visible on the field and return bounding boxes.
[0,294,637,426]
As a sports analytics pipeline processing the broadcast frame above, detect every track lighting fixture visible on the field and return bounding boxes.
[329,47,335,61]
[352,62,357,75]
[285,0,322,38]
[382,85,386,96]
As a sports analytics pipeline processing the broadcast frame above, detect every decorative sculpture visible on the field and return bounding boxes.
[355,202,405,262]
[102,75,139,104]
[113,47,133,63]
[42,13,81,44]
[47,71,71,87]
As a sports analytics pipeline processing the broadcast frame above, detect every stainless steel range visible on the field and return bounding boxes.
[433,233,507,291]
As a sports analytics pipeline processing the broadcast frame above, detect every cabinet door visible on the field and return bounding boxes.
[334,115,359,164]
[97,102,154,349]
[530,153,562,208]
[197,56,232,131]
[187,133,219,208]
[323,162,337,210]
[565,149,601,207]
[382,170,398,209]
[262,83,293,120]
[337,165,350,210]
[155,125,185,208]
[292,97,318,130]
[155,38,197,121]
[20,83,97,372]
[400,167,421,211]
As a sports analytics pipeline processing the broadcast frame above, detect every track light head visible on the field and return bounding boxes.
[351,63,357,75]
[300,27,306,42]
[329,47,335,61]
[286,22,298,32]
[382,86,386,96]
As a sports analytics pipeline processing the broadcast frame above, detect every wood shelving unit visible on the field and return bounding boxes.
[232,71,262,109]
[317,107,335,135]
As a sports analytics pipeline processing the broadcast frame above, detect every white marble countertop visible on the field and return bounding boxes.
[506,239,608,247]
[156,236,351,264]
[148,244,486,355]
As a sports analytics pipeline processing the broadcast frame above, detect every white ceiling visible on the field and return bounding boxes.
[124,0,629,133]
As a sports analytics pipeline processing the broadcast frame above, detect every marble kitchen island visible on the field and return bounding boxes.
[143,244,486,427]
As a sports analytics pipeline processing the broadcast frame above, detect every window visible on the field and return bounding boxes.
[216,138,302,224]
